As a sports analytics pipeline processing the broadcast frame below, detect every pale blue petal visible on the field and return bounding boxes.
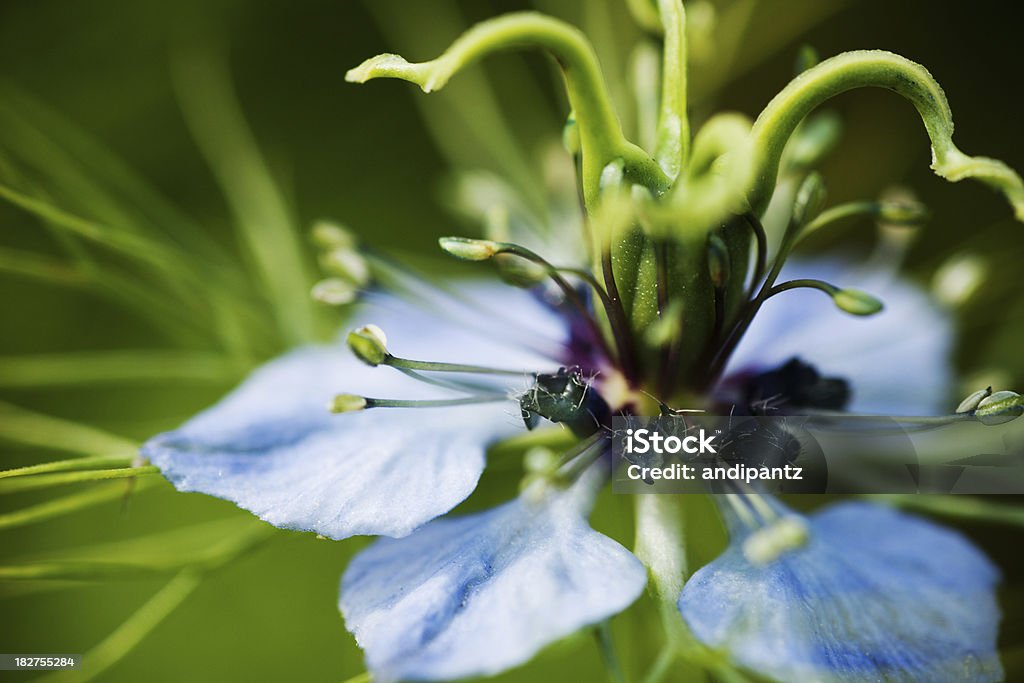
[145,284,566,539]
[726,259,953,414]
[340,485,647,682]
[679,501,1002,682]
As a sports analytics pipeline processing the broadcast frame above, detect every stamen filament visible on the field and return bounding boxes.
[366,396,508,409]
[386,356,531,376]
[331,393,509,413]
[491,241,635,376]
[392,367,503,395]
[718,493,759,530]
[555,432,608,483]
[741,212,768,297]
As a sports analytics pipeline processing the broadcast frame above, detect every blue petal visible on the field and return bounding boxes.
[339,485,647,682]
[679,501,1002,682]
[144,284,567,539]
[726,259,953,415]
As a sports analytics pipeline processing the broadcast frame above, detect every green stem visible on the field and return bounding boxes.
[491,243,624,367]
[748,50,1024,219]
[0,479,158,531]
[766,278,838,298]
[365,396,507,409]
[0,401,138,457]
[33,524,272,683]
[347,12,668,206]
[0,466,159,494]
[798,200,879,243]
[654,0,689,178]
[386,356,529,376]
[0,455,134,479]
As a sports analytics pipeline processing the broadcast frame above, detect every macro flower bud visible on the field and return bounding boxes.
[347,325,389,366]
[832,288,884,316]
[311,278,358,306]
[320,248,370,286]
[311,220,358,250]
[956,387,992,414]
[438,236,500,261]
[975,390,1024,425]
[330,394,367,413]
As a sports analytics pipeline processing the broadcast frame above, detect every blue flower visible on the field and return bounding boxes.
[679,500,1002,682]
[137,6,1024,678]
[725,259,952,415]
[141,247,994,681]
[340,470,646,682]
[144,284,568,539]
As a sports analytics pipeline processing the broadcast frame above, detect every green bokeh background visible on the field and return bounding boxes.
[1,1,1023,681]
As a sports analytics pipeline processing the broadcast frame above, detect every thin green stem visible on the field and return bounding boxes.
[0,466,160,494]
[0,401,138,457]
[766,278,838,298]
[493,243,623,369]
[386,356,530,376]
[365,396,508,410]
[740,212,767,296]
[798,200,879,243]
[0,479,158,531]
[33,524,272,683]
[0,455,134,480]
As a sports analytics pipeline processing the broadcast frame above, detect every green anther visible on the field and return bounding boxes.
[832,288,884,316]
[769,279,885,317]
[320,248,370,285]
[975,391,1024,425]
[311,220,358,250]
[311,278,358,306]
[742,515,809,565]
[330,394,368,413]
[438,236,500,261]
[347,325,389,366]
[956,387,993,414]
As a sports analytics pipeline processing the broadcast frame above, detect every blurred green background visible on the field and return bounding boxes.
[1,0,1023,681]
